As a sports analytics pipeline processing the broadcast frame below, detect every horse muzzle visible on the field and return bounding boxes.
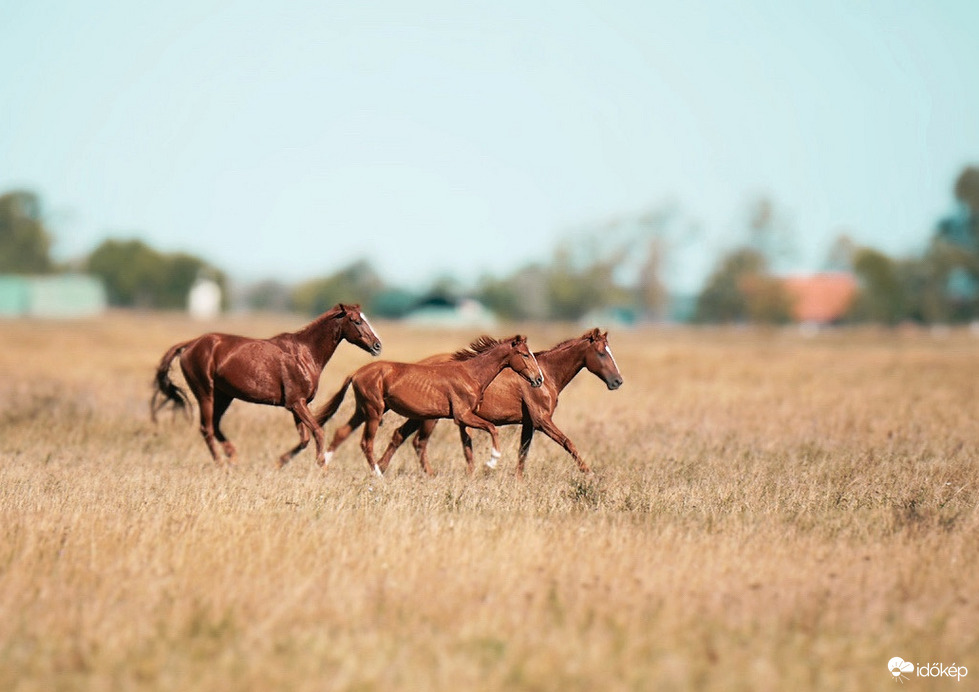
[606,376,623,390]
[530,374,544,388]
[369,341,382,356]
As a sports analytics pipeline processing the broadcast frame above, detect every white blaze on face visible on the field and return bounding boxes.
[360,312,379,340]
[604,344,620,372]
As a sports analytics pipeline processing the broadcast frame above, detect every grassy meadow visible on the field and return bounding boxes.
[1,313,977,691]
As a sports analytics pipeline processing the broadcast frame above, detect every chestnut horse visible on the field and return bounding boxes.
[382,328,622,477]
[313,335,543,476]
[151,303,382,467]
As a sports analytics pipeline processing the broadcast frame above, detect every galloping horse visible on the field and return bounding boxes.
[382,328,622,477]
[313,335,543,476]
[151,303,382,467]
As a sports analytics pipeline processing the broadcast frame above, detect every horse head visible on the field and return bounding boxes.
[583,328,623,390]
[337,304,382,356]
[506,335,544,388]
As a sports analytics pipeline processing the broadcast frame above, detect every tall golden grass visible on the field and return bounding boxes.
[1,314,977,691]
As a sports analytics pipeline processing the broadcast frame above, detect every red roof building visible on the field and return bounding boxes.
[782,272,858,324]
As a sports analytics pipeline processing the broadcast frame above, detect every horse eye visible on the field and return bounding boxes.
[598,351,606,358]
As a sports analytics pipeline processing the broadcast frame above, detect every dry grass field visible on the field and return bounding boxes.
[1,313,977,691]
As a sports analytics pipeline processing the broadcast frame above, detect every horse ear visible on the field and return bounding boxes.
[586,327,600,341]
[511,334,526,346]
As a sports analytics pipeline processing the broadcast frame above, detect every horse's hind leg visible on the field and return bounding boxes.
[454,411,501,471]
[196,394,224,465]
[516,419,535,479]
[379,418,426,475]
[413,420,437,475]
[278,412,310,468]
[212,393,237,463]
[324,409,365,469]
[286,400,325,467]
[360,412,384,477]
[456,425,476,475]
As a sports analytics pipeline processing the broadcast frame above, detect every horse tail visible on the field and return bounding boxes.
[315,374,353,426]
[150,339,193,423]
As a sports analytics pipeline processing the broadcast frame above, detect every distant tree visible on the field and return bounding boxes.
[240,280,293,312]
[0,190,53,273]
[954,166,979,216]
[695,248,788,323]
[922,165,979,322]
[478,265,549,321]
[851,248,905,324]
[370,287,418,319]
[739,273,794,324]
[545,242,629,321]
[290,260,383,315]
[746,196,795,270]
[87,239,165,306]
[823,233,858,272]
[636,237,668,320]
[86,238,224,308]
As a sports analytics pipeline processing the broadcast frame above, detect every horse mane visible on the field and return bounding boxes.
[318,304,352,320]
[452,335,503,361]
[292,303,353,337]
[543,336,579,353]
[543,329,601,355]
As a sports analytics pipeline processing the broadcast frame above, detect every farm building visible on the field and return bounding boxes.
[782,272,858,325]
[187,277,222,320]
[0,274,107,318]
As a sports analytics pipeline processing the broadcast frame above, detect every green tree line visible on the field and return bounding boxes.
[3,165,978,322]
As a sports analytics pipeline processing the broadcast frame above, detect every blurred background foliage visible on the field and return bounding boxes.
[3,165,979,324]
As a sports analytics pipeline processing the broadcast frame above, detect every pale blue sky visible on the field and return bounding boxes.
[2,1,977,291]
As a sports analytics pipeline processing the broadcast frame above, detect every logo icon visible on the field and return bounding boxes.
[889,657,914,683]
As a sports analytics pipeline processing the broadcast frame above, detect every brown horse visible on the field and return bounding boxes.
[151,303,382,467]
[382,328,622,477]
[313,335,543,476]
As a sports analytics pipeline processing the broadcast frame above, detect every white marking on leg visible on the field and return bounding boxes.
[373,464,383,477]
[486,447,501,469]
[322,450,334,466]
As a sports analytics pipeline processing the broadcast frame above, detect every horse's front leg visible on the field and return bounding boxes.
[537,415,590,474]
[286,400,325,467]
